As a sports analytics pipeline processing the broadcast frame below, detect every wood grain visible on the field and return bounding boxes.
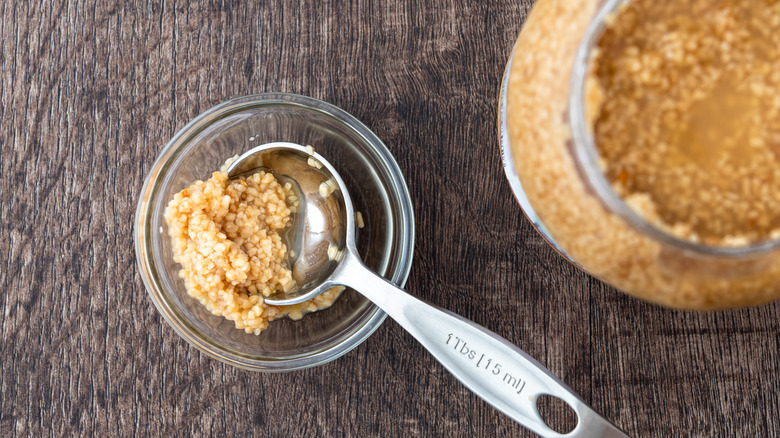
[1,0,779,436]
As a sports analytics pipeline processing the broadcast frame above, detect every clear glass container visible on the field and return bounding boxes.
[135,93,415,371]
[499,0,780,309]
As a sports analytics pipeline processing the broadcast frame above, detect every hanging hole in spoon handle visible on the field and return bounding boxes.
[331,252,631,438]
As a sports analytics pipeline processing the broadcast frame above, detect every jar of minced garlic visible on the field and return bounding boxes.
[500,0,780,309]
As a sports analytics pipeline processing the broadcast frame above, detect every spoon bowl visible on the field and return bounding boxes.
[228,142,351,305]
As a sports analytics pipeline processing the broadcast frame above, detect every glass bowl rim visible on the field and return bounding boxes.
[134,92,416,372]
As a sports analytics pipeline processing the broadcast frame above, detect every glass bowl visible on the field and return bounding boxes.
[135,93,415,371]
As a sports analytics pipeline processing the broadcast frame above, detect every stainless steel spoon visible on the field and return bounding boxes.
[227,142,629,438]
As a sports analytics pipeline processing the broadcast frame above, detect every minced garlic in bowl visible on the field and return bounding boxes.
[164,157,342,335]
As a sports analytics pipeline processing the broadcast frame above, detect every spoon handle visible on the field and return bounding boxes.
[335,253,629,438]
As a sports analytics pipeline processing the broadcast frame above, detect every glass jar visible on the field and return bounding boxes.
[499,0,780,309]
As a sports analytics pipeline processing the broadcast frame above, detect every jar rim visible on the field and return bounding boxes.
[568,0,780,257]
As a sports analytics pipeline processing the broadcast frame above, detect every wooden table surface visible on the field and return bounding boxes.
[3,1,779,436]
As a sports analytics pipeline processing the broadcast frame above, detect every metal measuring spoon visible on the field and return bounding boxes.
[227,142,629,438]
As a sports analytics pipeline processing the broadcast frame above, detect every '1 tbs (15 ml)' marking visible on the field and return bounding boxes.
[446,333,527,396]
